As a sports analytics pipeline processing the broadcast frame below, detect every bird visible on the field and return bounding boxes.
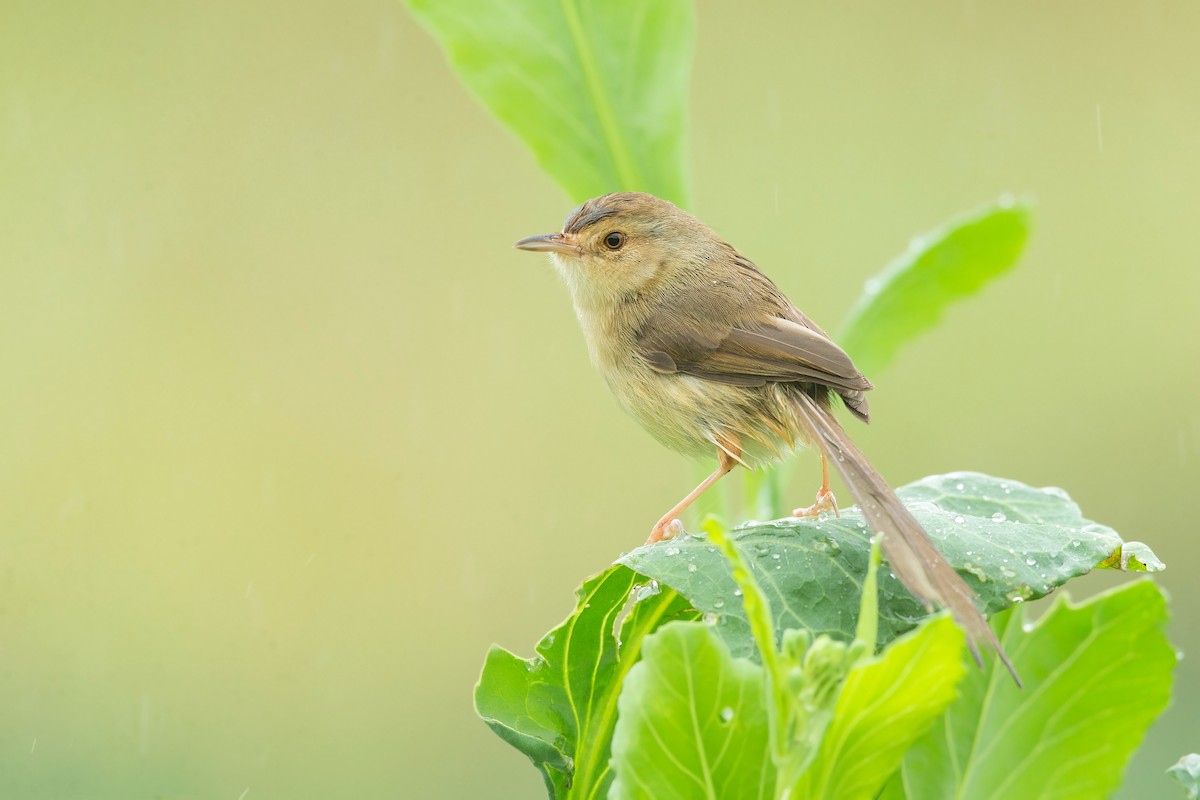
[515,191,1017,682]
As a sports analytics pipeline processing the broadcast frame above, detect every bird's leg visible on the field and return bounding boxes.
[792,453,840,518]
[647,448,738,544]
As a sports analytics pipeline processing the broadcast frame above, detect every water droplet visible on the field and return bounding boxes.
[771,552,781,560]
[1025,557,1036,566]
[687,562,698,573]
[954,515,965,524]
[720,707,735,723]
[633,581,661,602]
[665,546,680,556]
[955,482,965,491]
[733,588,743,597]
[991,512,1007,523]
[703,612,719,626]
[713,599,725,609]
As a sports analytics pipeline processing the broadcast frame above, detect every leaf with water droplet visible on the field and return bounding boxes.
[620,472,1159,657]
[609,622,773,799]
[884,581,1174,800]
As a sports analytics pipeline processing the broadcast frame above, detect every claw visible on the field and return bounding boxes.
[793,486,839,518]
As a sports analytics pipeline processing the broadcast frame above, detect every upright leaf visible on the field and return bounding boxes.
[404,0,694,205]
[793,616,966,799]
[474,567,697,798]
[885,581,1175,800]
[609,622,773,800]
[839,199,1031,375]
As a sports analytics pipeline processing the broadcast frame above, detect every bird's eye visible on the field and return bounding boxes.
[603,231,626,250]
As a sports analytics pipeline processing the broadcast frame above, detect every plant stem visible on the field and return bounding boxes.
[700,518,799,797]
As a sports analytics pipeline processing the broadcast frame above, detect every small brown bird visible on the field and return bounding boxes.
[516,191,1016,681]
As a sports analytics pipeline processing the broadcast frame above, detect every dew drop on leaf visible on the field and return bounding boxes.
[991,511,1007,523]
[633,580,661,602]
[720,707,735,723]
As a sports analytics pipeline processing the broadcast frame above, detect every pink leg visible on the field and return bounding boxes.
[646,449,738,544]
[792,454,840,518]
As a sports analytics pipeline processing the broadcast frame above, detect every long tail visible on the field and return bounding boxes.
[790,391,1020,686]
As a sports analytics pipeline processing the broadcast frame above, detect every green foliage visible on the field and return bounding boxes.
[403,0,694,205]
[839,198,1032,375]
[608,616,968,800]
[1170,754,1200,799]
[474,568,697,797]
[473,474,1166,798]
[609,621,773,800]
[622,472,1157,658]
[882,581,1175,800]
[406,3,1176,798]
[793,616,966,800]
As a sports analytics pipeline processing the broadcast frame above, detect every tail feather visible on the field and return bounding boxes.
[790,391,1021,686]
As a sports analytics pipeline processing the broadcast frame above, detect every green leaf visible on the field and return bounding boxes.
[839,199,1031,375]
[403,0,694,205]
[609,622,773,800]
[886,580,1175,800]
[620,472,1156,659]
[1169,754,1200,799]
[793,616,967,799]
[474,566,697,798]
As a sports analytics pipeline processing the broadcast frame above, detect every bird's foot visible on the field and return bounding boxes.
[792,487,840,519]
[646,517,685,545]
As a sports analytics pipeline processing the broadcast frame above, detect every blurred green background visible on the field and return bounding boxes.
[2,1,1197,797]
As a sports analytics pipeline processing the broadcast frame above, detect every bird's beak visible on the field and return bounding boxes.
[513,232,580,256]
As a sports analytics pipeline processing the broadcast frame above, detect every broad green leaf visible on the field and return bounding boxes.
[793,616,966,799]
[403,0,693,205]
[620,472,1157,659]
[839,199,1031,375]
[1169,754,1200,799]
[609,622,773,800]
[885,581,1174,800]
[474,566,697,798]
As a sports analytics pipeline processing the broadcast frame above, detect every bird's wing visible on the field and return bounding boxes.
[634,254,872,419]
